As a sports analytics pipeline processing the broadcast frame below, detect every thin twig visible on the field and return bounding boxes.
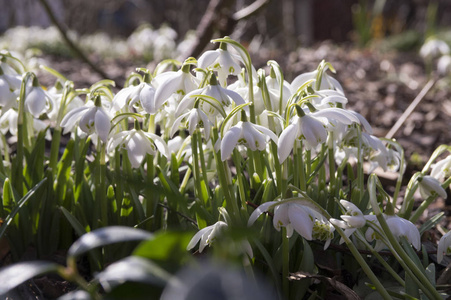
[37,0,110,81]
[385,77,436,139]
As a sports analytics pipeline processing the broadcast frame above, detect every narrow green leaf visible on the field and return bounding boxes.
[68,226,153,259]
[0,261,60,295]
[60,206,87,238]
[0,178,46,240]
[419,212,444,235]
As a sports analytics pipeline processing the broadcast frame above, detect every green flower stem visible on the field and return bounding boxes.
[356,126,364,204]
[282,227,290,299]
[410,176,451,223]
[14,72,34,196]
[291,194,391,299]
[58,263,100,300]
[305,150,311,176]
[293,142,300,191]
[212,127,239,221]
[114,151,123,217]
[49,82,73,176]
[190,131,204,203]
[368,175,441,300]
[0,134,10,177]
[196,130,212,202]
[399,173,421,219]
[232,149,248,214]
[327,134,337,215]
[179,166,192,195]
[296,141,307,191]
[366,222,436,299]
[355,231,405,287]
[333,226,392,300]
[145,154,156,230]
[96,142,107,227]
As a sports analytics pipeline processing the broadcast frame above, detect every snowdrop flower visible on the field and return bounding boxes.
[171,107,213,140]
[420,38,450,61]
[291,69,343,93]
[187,221,228,253]
[418,175,447,199]
[46,86,84,124]
[152,63,200,109]
[330,200,367,244]
[176,75,246,121]
[278,114,325,162]
[25,79,51,118]
[311,92,348,110]
[365,215,420,251]
[278,106,358,162]
[220,118,278,161]
[0,109,18,135]
[60,97,112,143]
[186,219,253,258]
[431,156,451,182]
[248,200,334,249]
[112,82,158,114]
[198,44,242,86]
[0,68,20,111]
[438,55,451,75]
[107,126,169,168]
[0,108,48,138]
[437,231,451,263]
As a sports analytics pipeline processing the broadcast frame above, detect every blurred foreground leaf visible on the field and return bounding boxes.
[68,226,153,258]
[0,261,59,296]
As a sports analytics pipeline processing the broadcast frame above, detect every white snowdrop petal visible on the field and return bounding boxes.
[94,108,112,143]
[277,124,298,162]
[221,126,242,161]
[248,201,278,226]
[288,204,313,240]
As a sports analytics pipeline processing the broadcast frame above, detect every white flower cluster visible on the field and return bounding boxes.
[2,37,450,260]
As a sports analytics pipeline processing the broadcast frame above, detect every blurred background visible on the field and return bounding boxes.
[2,0,451,61]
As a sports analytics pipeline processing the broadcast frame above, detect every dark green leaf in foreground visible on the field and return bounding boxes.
[133,230,192,268]
[68,226,153,258]
[0,261,60,296]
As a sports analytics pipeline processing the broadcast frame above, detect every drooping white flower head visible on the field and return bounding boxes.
[437,230,451,263]
[365,214,421,252]
[221,120,278,161]
[431,156,451,182]
[187,221,228,253]
[176,76,246,122]
[171,107,213,141]
[198,46,242,87]
[152,64,200,110]
[0,109,18,136]
[278,106,359,162]
[46,85,84,124]
[112,82,160,115]
[420,38,450,61]
[107,127,169,168]
[25,84,50,118]
[0,67,21,111]
[61,98,112,143]
[330,200,367,244]
[418,175,447,199]
[248,200,334,249]
[291,69,344,94]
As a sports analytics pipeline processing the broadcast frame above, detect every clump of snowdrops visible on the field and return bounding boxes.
[0,37,450,299]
